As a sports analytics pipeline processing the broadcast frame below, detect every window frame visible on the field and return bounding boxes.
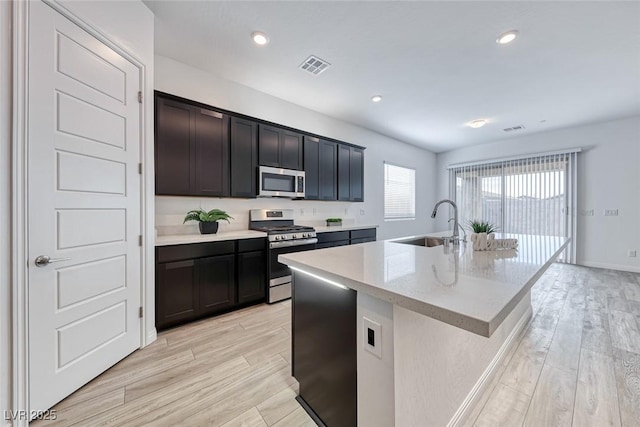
[383,161,416,221]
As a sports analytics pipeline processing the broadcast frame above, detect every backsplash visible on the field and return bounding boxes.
[155,196,364,236]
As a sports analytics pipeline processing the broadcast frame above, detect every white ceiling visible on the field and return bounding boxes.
[145,1,640,153]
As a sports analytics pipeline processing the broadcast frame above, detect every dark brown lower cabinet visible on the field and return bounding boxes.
[199,255,235,315]
[238,251,266,303]
[316,228,377,249]
[156,259,198,328]
[155,238,267,330]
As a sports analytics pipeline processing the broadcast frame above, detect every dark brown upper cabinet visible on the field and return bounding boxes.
[155,96,193,195]
[304,136,337,200]
[194,108,229,197]
[155,93,230,197]
[230,117,258,198]
[337,145,364,202]
[259,124,303,170]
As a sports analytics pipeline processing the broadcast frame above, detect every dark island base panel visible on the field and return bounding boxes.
[296,395,327,427]
[292,271,357,427]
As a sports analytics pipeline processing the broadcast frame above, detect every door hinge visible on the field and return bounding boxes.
[139,307,143,318]
[138,91,143,104]
[138,163,143,175]
[138,235,143,247]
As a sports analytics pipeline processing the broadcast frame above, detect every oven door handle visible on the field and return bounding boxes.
[269,238,318,249]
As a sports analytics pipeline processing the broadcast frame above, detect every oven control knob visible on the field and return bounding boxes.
[292,234,298,239]
[275,235,281,241]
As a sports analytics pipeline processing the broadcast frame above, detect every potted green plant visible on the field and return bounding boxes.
[326,217,343,227]
[468,220,498,251]
[467,220,497,235]
[183,209,233,234]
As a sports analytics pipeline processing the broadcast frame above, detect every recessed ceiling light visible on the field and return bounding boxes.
[468,119,488,128]
[371,95,382,103]
[251,31,269,46]
[496,30,519,45]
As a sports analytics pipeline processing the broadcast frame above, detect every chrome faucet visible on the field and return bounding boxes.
[431,199,463,244]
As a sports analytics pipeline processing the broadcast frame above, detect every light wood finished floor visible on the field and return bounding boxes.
[33,264,640,427]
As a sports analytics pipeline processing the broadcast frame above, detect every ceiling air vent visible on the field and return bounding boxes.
[299,55,331,75]
[503,125,526,132]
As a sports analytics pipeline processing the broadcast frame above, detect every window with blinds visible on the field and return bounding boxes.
[449,151,578,262]
[384,163,415,220]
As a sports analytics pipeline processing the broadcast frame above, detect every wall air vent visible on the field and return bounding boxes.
[503,125,526,132]
[299,55,331,75]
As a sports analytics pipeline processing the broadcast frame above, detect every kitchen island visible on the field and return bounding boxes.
[280,233,569,427]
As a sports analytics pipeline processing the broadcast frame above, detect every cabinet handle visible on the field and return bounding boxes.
[166,260,195,269]
[201,109,223,119]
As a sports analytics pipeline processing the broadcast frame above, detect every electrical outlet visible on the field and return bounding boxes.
[360,209,365,216]
[312,208,317,215]
[628,250,637,258]
[300,208,305,216]
[604,209,619,216]
[344,208,349,215]
[580,209,594,216]
[363,317,382,359]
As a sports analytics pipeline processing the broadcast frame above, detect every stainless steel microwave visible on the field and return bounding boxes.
[258,166,305,198]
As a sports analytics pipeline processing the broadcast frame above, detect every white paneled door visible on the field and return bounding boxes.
[28,1,142,413]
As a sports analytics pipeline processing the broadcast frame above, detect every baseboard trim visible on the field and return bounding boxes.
[579,261,640,273]
[447,305,533,427]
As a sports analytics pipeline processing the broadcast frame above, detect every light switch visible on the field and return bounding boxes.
[363,317,382,359]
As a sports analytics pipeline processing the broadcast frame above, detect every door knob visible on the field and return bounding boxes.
[34,255,71,267]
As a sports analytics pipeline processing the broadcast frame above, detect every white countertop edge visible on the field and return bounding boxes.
[281,236,571,338]
[303,224,379,233]
[282,254,492,336]
[155,224,378,246]
[155,230,267,246]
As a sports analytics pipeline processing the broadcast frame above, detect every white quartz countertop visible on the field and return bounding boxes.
[155,224,379,246]
[155,230,267,246]
[308,224,379,233]
[280,233,569,337]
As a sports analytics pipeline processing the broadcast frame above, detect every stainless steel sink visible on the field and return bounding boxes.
[394,236,445,247]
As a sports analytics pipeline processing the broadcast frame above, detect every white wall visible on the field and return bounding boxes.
[155,55,438,241]
[2,1,154,421]
[1,1,12,423]
[435,116,640,272]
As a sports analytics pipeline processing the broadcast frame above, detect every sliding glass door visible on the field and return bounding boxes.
[450,151,578,262]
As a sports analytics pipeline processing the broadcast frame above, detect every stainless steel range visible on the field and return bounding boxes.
[249,209,317,303]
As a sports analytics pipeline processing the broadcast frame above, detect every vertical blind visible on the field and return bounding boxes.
[384,162,416,220]
[449,151,578,263]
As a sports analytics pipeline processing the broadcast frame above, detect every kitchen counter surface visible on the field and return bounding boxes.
[280,233,569,337]
[155,230,267,246]
[308,224,379,233]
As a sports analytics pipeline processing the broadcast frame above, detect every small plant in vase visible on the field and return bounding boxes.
[468,220,499,251]
[326,218,343,227]
[467,220,498,235]
[183,209,233,234]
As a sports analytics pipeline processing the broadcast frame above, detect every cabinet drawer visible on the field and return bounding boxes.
[156,241,235,263]
[350,228,376,240]
[237,238,267,253]
[317,231,350,244]
[350,237,375,245]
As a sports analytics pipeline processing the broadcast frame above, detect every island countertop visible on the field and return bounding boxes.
[279,233,569,337]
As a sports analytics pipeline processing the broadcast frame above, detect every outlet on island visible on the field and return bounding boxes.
[363,317,382,359]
